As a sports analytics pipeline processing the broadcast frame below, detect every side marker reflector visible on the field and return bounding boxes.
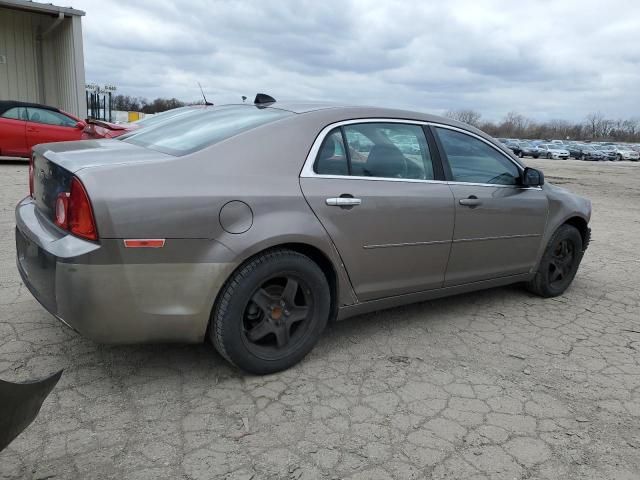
[124,239,165,248]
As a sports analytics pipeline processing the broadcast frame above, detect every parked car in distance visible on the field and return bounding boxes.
[0,101,86,158]
[504,140,523,157]
[16,98,592,374]
[612,145,639,161]
[595,146,618,161]
[538,144,570,159]
[566,144,584,159]
[578,145,605,161]
[518,141,541,158]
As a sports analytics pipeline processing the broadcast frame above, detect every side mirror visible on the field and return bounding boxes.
[76,121,87,129]
[522,167,544,187]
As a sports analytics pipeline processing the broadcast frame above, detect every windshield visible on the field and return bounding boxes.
[122,105,293,156]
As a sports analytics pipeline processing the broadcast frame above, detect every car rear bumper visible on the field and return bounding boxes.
[16,197,236,344]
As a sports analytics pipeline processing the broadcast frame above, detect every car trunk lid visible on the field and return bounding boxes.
[31,140,173,224]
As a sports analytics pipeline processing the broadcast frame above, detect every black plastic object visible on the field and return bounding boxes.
[0,370,63,451]
[254,93,276,105]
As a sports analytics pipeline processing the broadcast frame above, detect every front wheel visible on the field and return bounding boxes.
[546,153,552,159]
[526,225,584,298]
[210,249,330,374]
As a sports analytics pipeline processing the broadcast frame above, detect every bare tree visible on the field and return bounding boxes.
[585,112,606,139]
[445,109,482,127]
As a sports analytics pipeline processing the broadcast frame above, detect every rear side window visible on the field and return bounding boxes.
[345,123,434,180]
[314,122,435,180]
[435,127,520,185]
[122,105,293,156]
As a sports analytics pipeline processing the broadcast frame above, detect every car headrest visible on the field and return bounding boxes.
[365,144,405,177]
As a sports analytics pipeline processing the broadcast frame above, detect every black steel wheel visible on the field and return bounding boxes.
[526,224,584,297]
[211,249,330,374]
[241,274,314,359]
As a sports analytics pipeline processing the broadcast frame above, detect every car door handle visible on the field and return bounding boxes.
[459,196,481,207]
[326,197,362,207]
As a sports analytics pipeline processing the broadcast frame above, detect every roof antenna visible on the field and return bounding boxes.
[198,82,213,106]
[242,96,247,103]
[254,93,276,105]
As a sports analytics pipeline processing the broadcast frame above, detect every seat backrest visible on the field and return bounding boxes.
[364,144,405,177]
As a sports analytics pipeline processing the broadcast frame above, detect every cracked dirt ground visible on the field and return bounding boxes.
[1,158,639,479]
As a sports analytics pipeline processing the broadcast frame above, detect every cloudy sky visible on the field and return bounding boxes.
[73,0,640,122]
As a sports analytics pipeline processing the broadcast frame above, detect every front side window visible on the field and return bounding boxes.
[27,108,77,127]
[1,107,27,120]
[435,127,520,185]
[122,105,293,156]
[313,122,434,180]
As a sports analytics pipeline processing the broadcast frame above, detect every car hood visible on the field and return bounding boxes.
[33,139,173,173]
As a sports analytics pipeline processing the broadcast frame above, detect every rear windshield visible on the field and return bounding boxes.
[122,105,293,156]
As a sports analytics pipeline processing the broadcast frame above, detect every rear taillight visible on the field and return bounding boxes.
[54,177,98,241]
[28,155,34,198]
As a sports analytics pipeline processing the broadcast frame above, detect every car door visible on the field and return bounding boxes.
[300,121,455,301]
[25,107,83,149]
[0,107,28,157]
[432,126,549,286]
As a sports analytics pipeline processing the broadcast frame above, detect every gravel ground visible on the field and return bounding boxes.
[1,158,639,480]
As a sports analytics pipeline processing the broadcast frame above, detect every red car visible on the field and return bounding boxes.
[81,119,140,140]
[0,101,86,158]
[81,106,204,140]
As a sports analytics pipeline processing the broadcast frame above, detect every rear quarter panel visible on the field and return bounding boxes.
[76,115,357,307]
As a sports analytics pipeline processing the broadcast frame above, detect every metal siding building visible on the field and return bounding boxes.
[0,0,86,117]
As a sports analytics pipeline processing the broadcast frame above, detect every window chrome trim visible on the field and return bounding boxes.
[300,118,541,190]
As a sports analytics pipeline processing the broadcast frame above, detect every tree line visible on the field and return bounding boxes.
[112,94,639,143]
[111,95,195,114]
[445,109,640,143]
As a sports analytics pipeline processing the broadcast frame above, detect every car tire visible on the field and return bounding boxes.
[518,151,524,158]
[546,153,552,159]
[580,154,585,160]
[210,248,330,374]
[526,224,584,298]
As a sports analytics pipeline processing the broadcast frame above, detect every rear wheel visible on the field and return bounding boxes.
[526,225,583,297]
[211,249,330,374]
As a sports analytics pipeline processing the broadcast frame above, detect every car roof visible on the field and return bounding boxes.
[217,101,520,162]
[0,100,59,116]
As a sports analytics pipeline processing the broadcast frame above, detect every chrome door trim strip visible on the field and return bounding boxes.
[453,233,541,243]
[363,239,451,250]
